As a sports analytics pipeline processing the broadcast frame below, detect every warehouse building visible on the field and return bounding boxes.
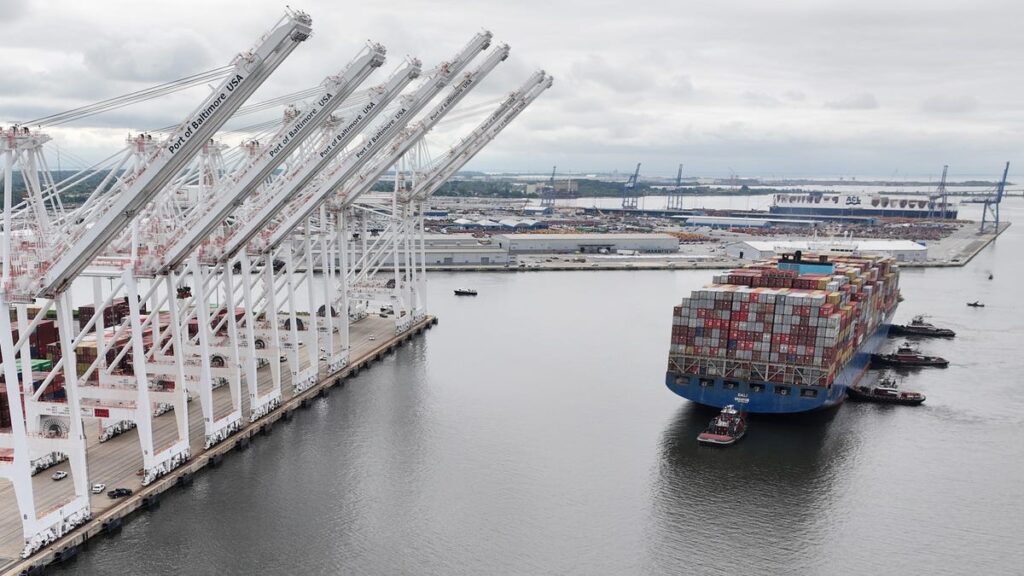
[498,233,680,254]
[308,234,510,267]
[725,239,928,263]
[675,215,822,229]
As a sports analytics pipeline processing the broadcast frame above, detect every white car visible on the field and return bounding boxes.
[91,483,106,494]
[51,471,67,481]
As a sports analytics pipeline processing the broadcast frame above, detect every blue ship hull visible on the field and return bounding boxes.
[665,321,892,414]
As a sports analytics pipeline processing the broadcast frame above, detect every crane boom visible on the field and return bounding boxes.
[156,43,387,273]
[226,32,494,256]
[274,43,512,246]
[411,73,552,202]
[215,59,422,260]
[996,161,1009,203]
[39,10,313,297]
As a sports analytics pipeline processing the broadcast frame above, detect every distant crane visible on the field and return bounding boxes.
[540,165,556,207]
[667,163,685,211]
[980,162,1009,233]
[928,165,948,219]
[622,162,641,210]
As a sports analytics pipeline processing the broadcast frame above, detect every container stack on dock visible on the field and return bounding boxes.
[667,253,900,412]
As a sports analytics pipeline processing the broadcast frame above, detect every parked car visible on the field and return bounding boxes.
[51,471,68,481]
[91,483,106,494]
[107,488,133,499]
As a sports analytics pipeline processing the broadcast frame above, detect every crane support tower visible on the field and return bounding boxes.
[980,162,1009,233]
[667,163,685,211]
[540,166,556,207]
[0,13,550,562]
[0,10,313,558]
[622,162,641,210]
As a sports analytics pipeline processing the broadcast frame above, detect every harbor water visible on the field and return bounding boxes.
[58,201,1023,575]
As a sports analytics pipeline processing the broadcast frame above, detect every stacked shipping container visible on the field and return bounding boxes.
[668,254,899,388]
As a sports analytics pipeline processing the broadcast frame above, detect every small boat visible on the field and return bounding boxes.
[889,315,955,338]
[988,273,994,280]
[454,288,478,296]
[697,405,746,446]
[967,301,985,308]
[847,375,925,406]
[871,343,949,368]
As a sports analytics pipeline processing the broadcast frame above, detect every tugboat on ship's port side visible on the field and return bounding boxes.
[847,375,925,405]
[454,288,478,296]
[890,315,956,338]
[871,343,949,368]
[697,404,747,446]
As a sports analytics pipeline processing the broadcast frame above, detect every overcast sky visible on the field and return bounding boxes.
[1,0,1021,179]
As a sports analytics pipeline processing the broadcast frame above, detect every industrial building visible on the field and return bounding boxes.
[500,233,680,254]
[725,239,928,262]
[450,218,546,230]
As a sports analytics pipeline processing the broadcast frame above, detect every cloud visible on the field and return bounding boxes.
[568,54,652,94]
[2,0,1022,177]
[741,91,781,108]
[669,75,695,100]
[824,93,879,110]
[84,29,215,82]
[920,94,977,114]
[0,0,28,20]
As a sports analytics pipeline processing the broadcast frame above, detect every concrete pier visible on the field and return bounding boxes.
[0,315,437,575]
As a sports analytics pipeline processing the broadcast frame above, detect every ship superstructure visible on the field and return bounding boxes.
[770,192,957,220]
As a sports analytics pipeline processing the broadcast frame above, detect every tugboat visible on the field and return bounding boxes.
[967,301,985,308]
[871,343,949,368]
[847,375,926,406]
[454,288,478,296]
[889,315,956,338]
[697,405,747,446]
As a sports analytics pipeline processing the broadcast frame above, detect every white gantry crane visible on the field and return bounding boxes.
[200,33,495,399]
[0,10,312,557]
[0,15,550,561]
[75,44,394,470]
[346,72,553,319]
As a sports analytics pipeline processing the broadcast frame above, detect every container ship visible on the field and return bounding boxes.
[770,192,957,220]
[666,251,900,413]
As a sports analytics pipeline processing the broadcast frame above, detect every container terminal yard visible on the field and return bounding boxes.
[0,11,553,572]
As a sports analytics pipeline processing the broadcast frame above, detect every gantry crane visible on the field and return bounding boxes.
[622,162,641,209]
[667,163,685,211]
[540,165,557,207]
[0,18,549,561]
[0,10,312,557]
[981,162,1009,233]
